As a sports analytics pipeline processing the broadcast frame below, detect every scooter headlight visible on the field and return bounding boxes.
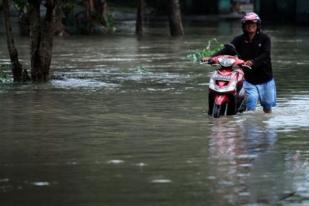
[218,57,235,67]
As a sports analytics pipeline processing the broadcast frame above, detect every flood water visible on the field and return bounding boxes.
[0,22,309,206]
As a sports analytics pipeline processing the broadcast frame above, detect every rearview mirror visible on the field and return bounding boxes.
[224,43,237,55]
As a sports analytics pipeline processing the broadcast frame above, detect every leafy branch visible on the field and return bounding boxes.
[187,38,223,62]
[0,64,12,83]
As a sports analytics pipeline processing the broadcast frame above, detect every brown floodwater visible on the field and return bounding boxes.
[0,22,309,206]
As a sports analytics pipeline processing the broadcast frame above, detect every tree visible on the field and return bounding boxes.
[98,0,109,27]
[2,0,29,82]
[135,0,144,36]
[84,0,111,33]
[168,0,184,36]
[28,0,59,82]
[3,0,59,82]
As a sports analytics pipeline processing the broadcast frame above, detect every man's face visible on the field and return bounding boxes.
[244,21,258,33]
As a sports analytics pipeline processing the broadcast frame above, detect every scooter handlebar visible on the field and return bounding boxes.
[200,59,216,65]
[240,64,252,70]
[200,56,252,69]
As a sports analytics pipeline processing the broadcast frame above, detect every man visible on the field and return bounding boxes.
[203,12,276,113]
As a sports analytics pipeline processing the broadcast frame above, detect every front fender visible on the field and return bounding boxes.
[214,94,229,105]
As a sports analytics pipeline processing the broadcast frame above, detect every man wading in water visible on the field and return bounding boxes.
[203,12,276,113]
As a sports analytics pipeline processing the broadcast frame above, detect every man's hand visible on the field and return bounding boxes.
[244,60,253,67]
[201,57,210,62]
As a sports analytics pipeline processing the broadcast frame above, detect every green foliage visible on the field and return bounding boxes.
[13,0,28,11]
[109,0,136,8]
[62,1,75,14]
[187,38,224,62]
[106,13,116,32]
[0,64,12,84]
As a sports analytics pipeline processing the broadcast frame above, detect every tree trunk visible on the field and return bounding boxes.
[85,0,92,21]
[98,0,108,26]
[3,0,29,82]
[135,0,144,36]
[29,0,57,82]
[168,0,184,37]
[84,0,109,32]
[54,1,68,36]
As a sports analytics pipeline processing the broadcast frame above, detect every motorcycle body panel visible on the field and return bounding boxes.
[207,55,246,118]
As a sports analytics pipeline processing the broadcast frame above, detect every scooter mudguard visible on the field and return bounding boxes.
[214,94,229,105]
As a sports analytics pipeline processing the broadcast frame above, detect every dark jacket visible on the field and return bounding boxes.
[215,32,273,85]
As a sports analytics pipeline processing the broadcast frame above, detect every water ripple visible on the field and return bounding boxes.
[265,96,309,131]
[32,182,50,187]
[150,179,172,184]
[51,78,118,89]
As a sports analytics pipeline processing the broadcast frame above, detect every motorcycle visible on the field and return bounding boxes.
[206,55,251,118]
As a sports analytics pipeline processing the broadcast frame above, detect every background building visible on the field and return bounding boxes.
[255,0,309,24]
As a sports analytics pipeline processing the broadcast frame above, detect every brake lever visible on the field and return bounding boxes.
[241,64,252,70]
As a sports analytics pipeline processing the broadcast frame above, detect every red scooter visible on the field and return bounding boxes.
[207,55,250,118]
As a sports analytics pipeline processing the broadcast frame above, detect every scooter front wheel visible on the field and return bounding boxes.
[211,103,230,118]
[212,104,223,118]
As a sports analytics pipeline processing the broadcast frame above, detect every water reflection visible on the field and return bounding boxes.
[266,95,309,132]
[207,115,290,205]
[206,109,309,205]
[285,151,309,203]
